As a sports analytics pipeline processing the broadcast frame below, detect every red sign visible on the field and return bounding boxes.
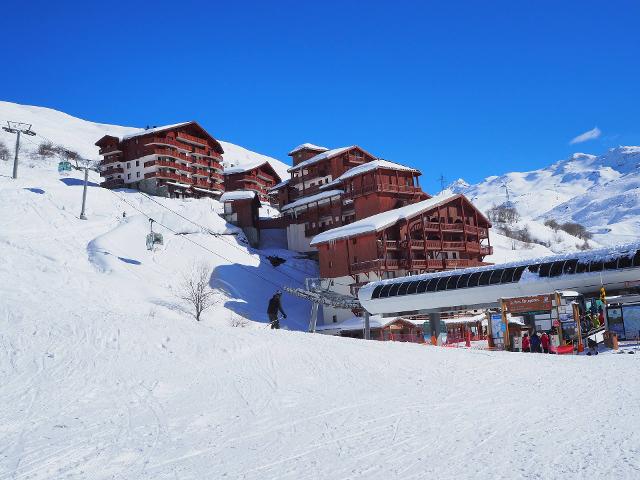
[503,294,552,313]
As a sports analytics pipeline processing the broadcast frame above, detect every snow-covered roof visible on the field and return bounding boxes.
[288,143,329,156]
[287,146,356,173]
[222,159,280,179]
[365,241,640,289]
[310,192,460,245]
[315,315,398,332]
[220,190,257,202]
[444,313,485,325]
[280,189,343,212]
[268,178,290,192]
[321,159,419,189]
[122,122,191,140]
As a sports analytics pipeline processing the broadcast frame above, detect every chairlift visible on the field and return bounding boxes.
[146,218,164,250]
[58,161,73,176]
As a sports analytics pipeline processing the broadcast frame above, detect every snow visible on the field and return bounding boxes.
[323,159,418,188]
[287,143,329,155]
[280,189,344,212]
[448,146,640,251]
[316,314,399,332]
[310,192,461,245]
[121,122,191,140]
[220,190,256,201]
[3,101,640,479]
[219,141,289,180]
[287,146,355,172]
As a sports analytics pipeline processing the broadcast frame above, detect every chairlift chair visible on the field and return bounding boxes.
[146,218,164,250]
[58,161,73,176]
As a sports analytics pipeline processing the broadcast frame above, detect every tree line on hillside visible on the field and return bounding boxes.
[487,203,591,251]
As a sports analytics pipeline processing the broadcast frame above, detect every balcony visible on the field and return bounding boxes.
[154,148,191,162]
[466,242,481,253]
[99,156,121,166]
[409,259,445,270]
[145,171,191,183]
[441,241,466,250]
[176,132,207,148]
[192,178,211,188]
[191,167,210,177]
[349,183,421,197]
[100,167,124,177]
[99,145,122,156]
[100,178,125,189]
[441,223,464,232]
[190,147,223,161]
[145,137,190,152]
[444,259,474,269]
[377,240,400,250]
[350,258,406,274]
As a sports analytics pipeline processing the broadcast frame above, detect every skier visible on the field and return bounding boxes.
[541,332,550,354]
[522,333,530,352]
[530,332,542,353]
[267,291,286,329]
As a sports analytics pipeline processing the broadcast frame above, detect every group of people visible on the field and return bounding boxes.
[521,331,551,353]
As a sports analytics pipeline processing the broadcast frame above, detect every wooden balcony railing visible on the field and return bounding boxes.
[145,171,191,183]
[100,167,123,177]
[176,132,207,147]
[153,148,191,162]
[444,259,474,269]
[348,183,420,197]
[99,146,122,155]
[145,137,190,151]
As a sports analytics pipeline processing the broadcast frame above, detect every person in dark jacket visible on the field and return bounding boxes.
[540,332,550,353]
[267,291,286,329]
[530,332,542,353]
[522,333,530,352]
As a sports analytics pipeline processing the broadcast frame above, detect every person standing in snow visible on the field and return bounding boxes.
[522,333,530,352]
[267,291,286,329]
[541,332,550,354]
[530,332,541,353]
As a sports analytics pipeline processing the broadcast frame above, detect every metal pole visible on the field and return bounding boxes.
[12,130,20,179]
[364,311,370,340]
[79,167,89,220]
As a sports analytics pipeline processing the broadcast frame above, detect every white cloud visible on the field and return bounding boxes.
[569,127,601,145]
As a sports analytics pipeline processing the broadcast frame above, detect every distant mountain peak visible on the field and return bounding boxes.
[447,178,470,192]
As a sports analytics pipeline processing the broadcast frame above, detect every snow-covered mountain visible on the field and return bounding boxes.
[449,147,640,248]
[0,100,291,180]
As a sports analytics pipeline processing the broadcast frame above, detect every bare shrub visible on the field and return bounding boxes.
[229,313,249,328]
[544,219,560,231]
[560,222,592,240]
[177,262,216,321]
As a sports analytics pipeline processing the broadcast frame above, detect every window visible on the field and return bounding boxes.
[136,160,140,167]
[456,274,471,289]
[388,283,402,297]
[501,268,516,283]
[434,277,449,291]
[136,172,140,178]
[372,285,383,298]
[467,272,482,288]
[127,173,131,180]
[416,280,429,293]
[407,281,421,295]
[126,162,131,169]
[328,261,333,268]
[446,275,461,290]
[477,271,491,286]
[488,269,503,285]
[549,261,564,277]
[512,266,527,282]
[332,315,337,323]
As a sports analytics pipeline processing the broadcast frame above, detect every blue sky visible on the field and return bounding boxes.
[1,0,639,192]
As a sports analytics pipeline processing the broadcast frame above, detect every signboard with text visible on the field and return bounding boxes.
[503,294,553,314]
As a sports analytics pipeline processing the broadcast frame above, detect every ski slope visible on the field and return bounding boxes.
[1,160,640,479]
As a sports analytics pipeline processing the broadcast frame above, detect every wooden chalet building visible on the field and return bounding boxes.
[223,161,282,203]
[275,145,427,253]
[95,122,224,198]
[309,193,493,323]
[220,190,261,246]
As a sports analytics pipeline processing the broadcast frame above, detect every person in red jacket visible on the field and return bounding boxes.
[522,333,530,352]
[541,332,550,353]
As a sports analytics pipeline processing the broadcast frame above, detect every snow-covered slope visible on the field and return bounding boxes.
[2,161,640,479]
[450,147,640,249]
[0,100,291,178]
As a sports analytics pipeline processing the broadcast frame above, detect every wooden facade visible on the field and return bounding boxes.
[96,122,224,198]
[224,161,281,203]
[316,195,493,292]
